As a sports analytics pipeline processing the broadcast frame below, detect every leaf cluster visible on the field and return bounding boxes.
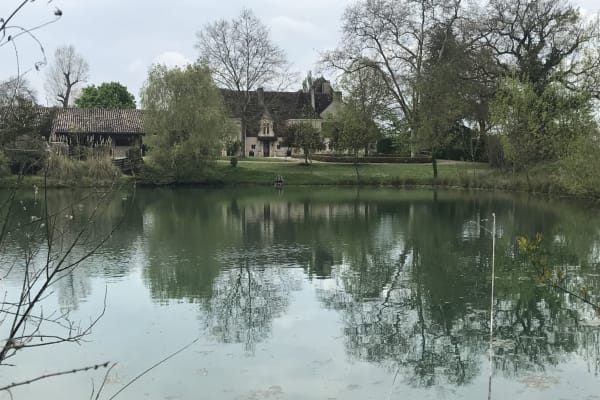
[75,82,136,109]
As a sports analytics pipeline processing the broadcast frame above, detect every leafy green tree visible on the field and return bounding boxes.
[75,82,136,109]
[0,98,52,174]
[334,67,388,158]
[322,0,464,157]
[282,122,324,165]
[330,103,379,164]
[491,77,595,183]
[416,27,468,178]
[141,63,233,182]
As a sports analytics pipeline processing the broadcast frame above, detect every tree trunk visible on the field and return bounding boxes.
[62,85,71,108]
[432,155,438,179]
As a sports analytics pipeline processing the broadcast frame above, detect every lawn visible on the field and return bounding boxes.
[211,159,490,186]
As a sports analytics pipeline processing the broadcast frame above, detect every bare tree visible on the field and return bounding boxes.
[0,4,116,396]
[481,0,600,93]
[0,76,37,106]
[196,9,290,156]
[45,45,89,107]
[479,0,600,95]
[321,0,465,157]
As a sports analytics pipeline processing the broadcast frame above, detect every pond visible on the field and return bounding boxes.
[1,186,600,399]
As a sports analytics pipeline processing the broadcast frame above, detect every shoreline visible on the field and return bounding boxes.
[1,160,597,201]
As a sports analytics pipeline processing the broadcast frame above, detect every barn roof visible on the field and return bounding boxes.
[51,108,145,135]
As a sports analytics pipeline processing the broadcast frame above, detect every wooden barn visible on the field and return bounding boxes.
[50,108,145,159]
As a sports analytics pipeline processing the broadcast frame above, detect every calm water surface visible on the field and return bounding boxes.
[2,187,600,399]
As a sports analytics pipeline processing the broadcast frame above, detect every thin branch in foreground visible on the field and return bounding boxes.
[107,337,201,400]
[91,362,118,400]
[0,362,110,392]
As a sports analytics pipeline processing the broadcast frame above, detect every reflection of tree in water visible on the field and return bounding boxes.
[317,193,600,387]
[0,188,141,310]
[204,255,301,352]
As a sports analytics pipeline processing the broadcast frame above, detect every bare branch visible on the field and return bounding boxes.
[0,362,110,392]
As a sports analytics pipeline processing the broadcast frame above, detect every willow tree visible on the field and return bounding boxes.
[141,63,233,182]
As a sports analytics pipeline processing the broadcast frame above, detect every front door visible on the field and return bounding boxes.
[263,141,270,157]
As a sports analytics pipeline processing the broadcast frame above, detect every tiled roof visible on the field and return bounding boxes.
[0,105,53,126]
[220,89,335,137]
[51,108,145,135]
[220,90,333,120]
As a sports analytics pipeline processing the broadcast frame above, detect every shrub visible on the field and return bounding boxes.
[556,136,600,197]
[46,155,121,183]
[7,134,48,175]
[126,146,142,161]
[230,157,238,167]
[0,150,10,177]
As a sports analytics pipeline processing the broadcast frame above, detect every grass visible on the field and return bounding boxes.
[4,157,595,199]
[203,159,597,199]
[209,159,490,186]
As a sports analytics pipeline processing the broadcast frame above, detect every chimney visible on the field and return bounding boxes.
[310,87,315,111]
[257,88,264,106]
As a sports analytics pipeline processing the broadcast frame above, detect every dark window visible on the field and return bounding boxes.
[276,144,281,149]
[115,136,130,146]
[251,144,256,149]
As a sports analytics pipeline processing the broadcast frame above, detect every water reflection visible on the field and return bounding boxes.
[0,187,141,310]
[4,187,600,394]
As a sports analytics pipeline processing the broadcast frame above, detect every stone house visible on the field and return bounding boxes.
[221,79,342,157]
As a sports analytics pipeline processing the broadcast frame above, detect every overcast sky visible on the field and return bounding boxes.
[1,0,598,107]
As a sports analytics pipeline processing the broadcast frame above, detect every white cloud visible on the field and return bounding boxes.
[270,16,324,39]
[152,52,192,69]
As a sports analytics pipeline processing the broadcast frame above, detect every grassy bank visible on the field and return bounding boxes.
[205,159,597,199]
[0,174,132,189]
[208,159,489,186]
[3,159,595,200]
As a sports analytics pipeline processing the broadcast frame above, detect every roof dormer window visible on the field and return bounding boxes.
[262,119,272,136]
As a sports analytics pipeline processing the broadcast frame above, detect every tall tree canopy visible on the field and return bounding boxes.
[45,45,89,107]
[141,63,233,181]
[480,0,599,95]
[75,82,136,109]
[328,68,389,161]
[196,9,290,156]
[323,0,600,173]
[322,0,464,157]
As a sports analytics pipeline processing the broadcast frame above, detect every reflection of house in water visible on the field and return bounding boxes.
[217,199,390,280]
[222,201,371,230]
